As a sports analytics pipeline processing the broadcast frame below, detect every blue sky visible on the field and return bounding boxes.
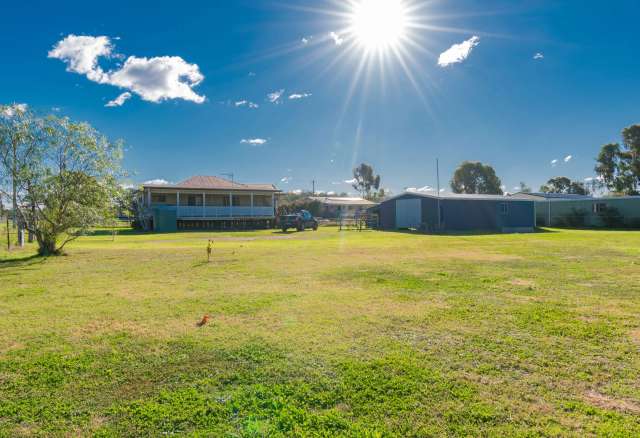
[2,0,639,194]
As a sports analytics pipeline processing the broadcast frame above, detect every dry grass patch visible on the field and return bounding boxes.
[584,390,640,414]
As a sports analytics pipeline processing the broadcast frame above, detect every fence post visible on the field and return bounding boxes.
[5,214,10,251]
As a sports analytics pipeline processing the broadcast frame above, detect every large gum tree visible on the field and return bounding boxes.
[0,106,124,255]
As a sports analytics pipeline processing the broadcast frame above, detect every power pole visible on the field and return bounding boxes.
[312,180,315,196]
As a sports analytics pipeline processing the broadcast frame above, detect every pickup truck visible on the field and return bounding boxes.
[280,210,318,232]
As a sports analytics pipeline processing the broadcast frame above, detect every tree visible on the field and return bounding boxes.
[518,182,532,193]
[539,176,589,195]
[450,161,503,195]
[595,124,640,195]
[352,163,381,199]
[0,104,35,230]
[0,109,124,255]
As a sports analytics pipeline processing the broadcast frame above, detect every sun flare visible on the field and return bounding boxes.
[349,0,409,51]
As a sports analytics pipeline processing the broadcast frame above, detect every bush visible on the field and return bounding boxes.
[556,208,588,228]
[597,206,625,228]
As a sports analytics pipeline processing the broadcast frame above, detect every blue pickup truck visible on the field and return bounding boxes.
[279,210,319,232]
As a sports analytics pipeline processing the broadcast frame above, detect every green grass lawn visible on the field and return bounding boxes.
[1,227,640,436]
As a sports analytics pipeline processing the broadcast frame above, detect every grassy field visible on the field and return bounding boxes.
[1,227,640,436]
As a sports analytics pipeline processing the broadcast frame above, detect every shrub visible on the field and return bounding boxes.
[597,206,625,228]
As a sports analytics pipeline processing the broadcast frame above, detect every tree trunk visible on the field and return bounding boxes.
[37,237,58,256]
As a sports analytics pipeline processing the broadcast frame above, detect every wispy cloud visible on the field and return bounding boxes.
[144,179,170,185]
[564,155,573,163]
[551,159,558,167]
[49,34,205,105]
[407,186,434,193]
[533,52,544,60]
[289,93,312,100]
[438,36,480,67]
[280,176,292,183]
[241,138,267,146]
[329,31,344,46]
[344,178,357,184]
[267,89,284,104]
[301,36,313,45]
[105,91,132,107]
[235,100,259,108]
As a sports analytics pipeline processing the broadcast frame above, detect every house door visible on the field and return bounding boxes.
[396,198,422,229]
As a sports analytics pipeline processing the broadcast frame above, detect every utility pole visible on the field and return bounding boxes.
[221,172,234,187]
[312,180,315,196]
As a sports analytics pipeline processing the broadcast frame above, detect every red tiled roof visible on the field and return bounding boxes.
[143,176,278,192]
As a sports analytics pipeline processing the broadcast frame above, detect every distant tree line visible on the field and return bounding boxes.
[447,123,640,196]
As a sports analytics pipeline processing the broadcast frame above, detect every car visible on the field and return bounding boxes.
[280,210,319,232]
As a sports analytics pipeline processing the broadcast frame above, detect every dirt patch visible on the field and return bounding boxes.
[509,278,535,288]
[629,328,640,344]
[585,390,640,414]
[406,249,522,262]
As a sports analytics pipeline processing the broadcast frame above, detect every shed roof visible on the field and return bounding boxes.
[143,175,279,192]
[384,191,530,203]
[309,196,377,206]
[510,192,593,200]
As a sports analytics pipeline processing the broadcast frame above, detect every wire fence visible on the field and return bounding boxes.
[0,215,28,250]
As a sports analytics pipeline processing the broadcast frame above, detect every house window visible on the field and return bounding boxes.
[151,194,166,203]
[593,203,607,213]
[500,202,509,215]
[253,195,272,207]
[187,195,203,206]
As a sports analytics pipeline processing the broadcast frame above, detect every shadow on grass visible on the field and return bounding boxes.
[375,227,559,236]
[0,253,46,270]
[89,228,145,237]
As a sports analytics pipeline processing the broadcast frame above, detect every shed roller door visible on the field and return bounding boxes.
[396,198,422,229]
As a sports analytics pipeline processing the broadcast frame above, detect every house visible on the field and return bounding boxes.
[141,176,280,232]
[510,192,640,227]
[308,196,377,219]
[375,192,535,233]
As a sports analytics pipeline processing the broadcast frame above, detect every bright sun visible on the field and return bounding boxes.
[350,0,408,51]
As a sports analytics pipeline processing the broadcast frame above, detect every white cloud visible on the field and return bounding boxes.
[291,189,303,195]
[280,176,292,183]
[551,159,558,167]
[564,155,573,163]
[49,35,205,104]
[48,35,112,82]
[438,36,480,67]
[407,186,434,193]
[439,188,445,193]
[289,93,312,100]
[326,191,336,196]
[144,179,170,185]
[301,37,311,45]
[329,32,344,46]
[344,178,357,184]
[107,56,204,103]
[105,91,132,107]
[267,89,284,104]
[235,100,259,108]
[533,52,544,60]
[1,103,28,117]
[241,138,267,146]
